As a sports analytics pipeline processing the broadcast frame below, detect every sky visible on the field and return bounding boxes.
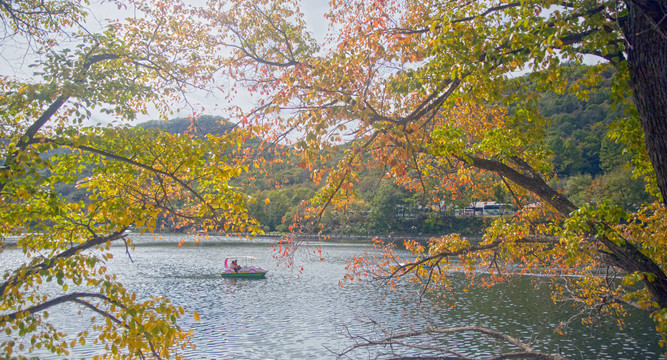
[156,0,330,125]
[144,0,331,125]
[2,1,608,128]
[0,0,331,126]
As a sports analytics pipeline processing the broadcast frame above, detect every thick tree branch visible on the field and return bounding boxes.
[461,154,667,307]
[0,231,127,298]
[394,2,619,64]
[385,235,559,281]
[462,155,578,215]
[0,52,120,194]
[1,292,113,322]
[27,137,223,222]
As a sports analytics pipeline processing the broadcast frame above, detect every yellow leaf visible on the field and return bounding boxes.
[194,311,200,321]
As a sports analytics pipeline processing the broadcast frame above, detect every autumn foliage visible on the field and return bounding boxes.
[2,0,667,358]
[0,0,261,357]
[212,0,667,351]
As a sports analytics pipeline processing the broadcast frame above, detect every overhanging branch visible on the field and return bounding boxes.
[385,235,559,281]
[335,323,567,360]
[29,137,220,221]
[0,230,127,298]
[1,292,113,323]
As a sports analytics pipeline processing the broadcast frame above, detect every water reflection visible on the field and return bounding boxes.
[1,234,661,359]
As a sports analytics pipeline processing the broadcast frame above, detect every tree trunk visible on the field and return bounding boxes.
[624,0,667,207]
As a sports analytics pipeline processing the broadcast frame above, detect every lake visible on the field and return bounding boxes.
[1,233,662,359]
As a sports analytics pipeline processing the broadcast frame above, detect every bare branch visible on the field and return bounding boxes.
[335,323,567,360]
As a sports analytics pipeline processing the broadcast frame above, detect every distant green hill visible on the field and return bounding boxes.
[137,115,238,136]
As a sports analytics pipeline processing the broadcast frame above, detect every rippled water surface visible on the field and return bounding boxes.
[2,233,662,359]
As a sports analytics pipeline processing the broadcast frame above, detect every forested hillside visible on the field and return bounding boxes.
[541,65,625,176]
[538,66,654,211]
[140,65,654,236]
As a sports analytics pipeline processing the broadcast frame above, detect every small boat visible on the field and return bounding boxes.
[221,256,268,279]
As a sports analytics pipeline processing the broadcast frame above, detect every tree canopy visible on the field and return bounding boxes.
[2,0,667,358]
[210,0,667,355]
[1,0,260,357]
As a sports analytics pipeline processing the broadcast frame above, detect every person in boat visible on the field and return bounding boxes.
[231,260,242,273]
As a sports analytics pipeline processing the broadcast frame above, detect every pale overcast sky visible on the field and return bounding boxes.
[1,0,331,126]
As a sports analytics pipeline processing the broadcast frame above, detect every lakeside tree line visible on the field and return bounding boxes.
[136,65,654,237]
